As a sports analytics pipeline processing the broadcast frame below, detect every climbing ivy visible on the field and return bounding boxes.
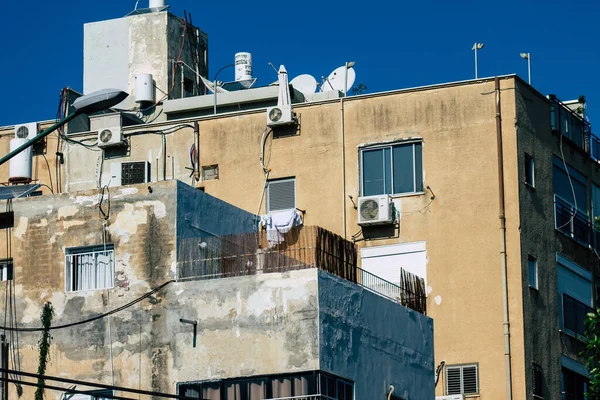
[35,302,53,400]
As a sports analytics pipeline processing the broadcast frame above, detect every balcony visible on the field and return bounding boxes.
[549,95,591,154]
[177,226,427,314]
[554,194,591,247]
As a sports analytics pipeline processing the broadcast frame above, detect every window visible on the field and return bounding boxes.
[532,363,543,398]
[202,164,219,181]
[525,153,535,187]
[446,364,479,395]
[557,254,592,339]
[361,141,423,196]
[267,178,296,213]
[0,258,13,281]
[65,245,114,292]
[553,158,590,245]
[178,371,350,400]
[528,255,538,290]
[562,367,588,400]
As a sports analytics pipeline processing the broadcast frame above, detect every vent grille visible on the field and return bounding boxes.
[16,126,29,139]
[122,162,150,185]
[446,364,478,395]
[267,179,295,212]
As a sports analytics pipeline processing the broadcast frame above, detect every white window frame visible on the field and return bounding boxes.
[528,255,538,290]
[65,244,115,292]
[445,363,479,395]
[0,258,13,281]
[525,153,535,188]
[266,177,296,213]
[359,140,424,197]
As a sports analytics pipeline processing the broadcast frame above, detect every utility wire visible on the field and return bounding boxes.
[0,280,174,332]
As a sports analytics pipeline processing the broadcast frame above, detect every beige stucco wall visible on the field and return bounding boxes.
[59,77,530,398]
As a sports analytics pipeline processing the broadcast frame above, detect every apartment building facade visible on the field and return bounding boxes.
[10,73,587,399]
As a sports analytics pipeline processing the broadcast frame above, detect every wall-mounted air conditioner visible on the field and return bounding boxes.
[357,195,393,226]
[14,122,38,140]
[98,127,125,148]
[266,105,294,127]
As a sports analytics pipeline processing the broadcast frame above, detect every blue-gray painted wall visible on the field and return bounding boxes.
[318,270,435,400]
[176,180,258,248]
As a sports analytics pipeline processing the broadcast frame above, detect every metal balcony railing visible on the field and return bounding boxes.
[554,194,591,247]
[549,95,591,154]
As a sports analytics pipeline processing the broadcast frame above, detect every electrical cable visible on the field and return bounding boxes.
[556,133,579,230]
[0,280,174,332]
[40,153,54,194]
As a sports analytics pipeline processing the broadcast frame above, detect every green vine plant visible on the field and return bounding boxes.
[35,302,53,400]
[583,309,600,400]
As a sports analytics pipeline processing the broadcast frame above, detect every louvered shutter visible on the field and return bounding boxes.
[463,365,479,394]
[267,179,296,212]
[446,367,462,395]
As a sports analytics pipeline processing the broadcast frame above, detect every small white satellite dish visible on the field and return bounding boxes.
[323,66,356,94]
[290,74,318,97]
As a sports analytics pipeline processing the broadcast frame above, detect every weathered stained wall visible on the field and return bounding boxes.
[318,270,434,400]
[0,179,258,398]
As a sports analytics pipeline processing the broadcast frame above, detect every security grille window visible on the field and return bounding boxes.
[65,245,114,292]
[528,255,538,289]
[0,258,13,281]
[562,367,588,400]
[446,364,479,395]
[525,153,535,187]
[532,363,543,397]
[267,178,296,213]
[361,141,423,196]
[121,161,150,185]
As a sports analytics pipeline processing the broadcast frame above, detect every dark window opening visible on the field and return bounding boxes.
[532,362,543,397]
[178,371,351,400]
[562,367,588,400]
[563,294,593,338]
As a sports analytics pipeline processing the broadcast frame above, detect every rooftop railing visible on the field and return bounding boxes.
[177,226,427,314]
[549,95,592,154]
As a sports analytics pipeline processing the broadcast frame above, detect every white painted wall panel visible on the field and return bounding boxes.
[360,241,427,285]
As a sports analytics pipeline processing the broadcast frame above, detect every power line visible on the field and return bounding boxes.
[0,280,174,332]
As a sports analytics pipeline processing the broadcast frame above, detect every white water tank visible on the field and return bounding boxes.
[235,52,252,82]
[9,139,32,182]
[149,0,165,7]
[135,74,154,103]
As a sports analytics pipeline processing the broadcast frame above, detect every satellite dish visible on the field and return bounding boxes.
[290,74,317,97]
[322,66,356,94]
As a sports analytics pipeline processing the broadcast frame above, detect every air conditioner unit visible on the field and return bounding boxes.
[97,127,124,148]
[436,396,464,400]
[266,105,294,126]
[357,195,393,226]
[14,122,38,140]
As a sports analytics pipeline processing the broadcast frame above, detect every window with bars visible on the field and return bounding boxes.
[266,178,296,213]
[65,245,115,292]
[360,141,423,196]
[446,364,479,395]
[532,363,543,398]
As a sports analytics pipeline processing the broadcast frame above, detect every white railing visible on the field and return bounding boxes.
[267,395,337,400]
[65,248,114,292]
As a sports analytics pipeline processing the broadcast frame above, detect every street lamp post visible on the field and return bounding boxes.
[344,61,355,97]
[520,53,531,85]
[213,64,235,115]
[0,88,128,167]
[472,43,484,79]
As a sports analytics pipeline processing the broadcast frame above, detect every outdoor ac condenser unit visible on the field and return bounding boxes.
[357,195,393,226]
[266,105,294,127]
[97,127,124,148]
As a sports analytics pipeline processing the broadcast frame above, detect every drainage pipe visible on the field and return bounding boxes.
[340,96,347,239]
[495,76,513,400]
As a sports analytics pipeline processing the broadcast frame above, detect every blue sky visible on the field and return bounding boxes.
[0,0,597,127]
